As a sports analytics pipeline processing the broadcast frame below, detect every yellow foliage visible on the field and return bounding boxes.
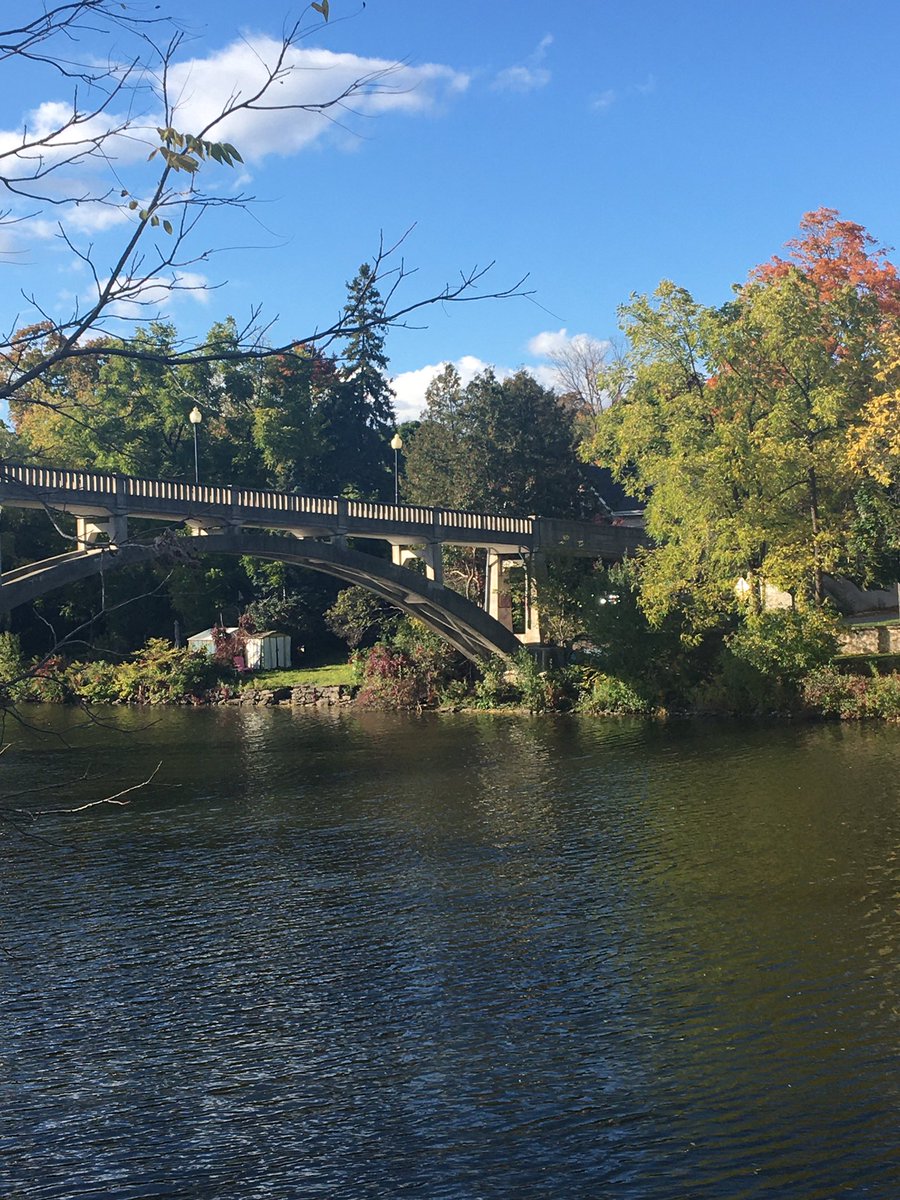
[847,334,900,486]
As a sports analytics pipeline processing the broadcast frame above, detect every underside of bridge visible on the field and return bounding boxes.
[0,532,522,663]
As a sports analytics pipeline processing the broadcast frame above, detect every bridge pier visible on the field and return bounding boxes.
[186,517,240,537]
[75,513,128,548]
[390,542,444,586]
[486,550,544,644]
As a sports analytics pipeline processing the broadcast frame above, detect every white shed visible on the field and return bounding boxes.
[187,627,292,671]
[187,626,227,655]
[244,631,291,671]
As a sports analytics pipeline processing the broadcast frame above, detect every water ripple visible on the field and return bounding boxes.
[1,709,898,1197]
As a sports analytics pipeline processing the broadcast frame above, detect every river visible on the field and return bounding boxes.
[1,706,898,1198]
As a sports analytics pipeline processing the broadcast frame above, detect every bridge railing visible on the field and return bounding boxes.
[2,465,120,495]
[0,463,537,538]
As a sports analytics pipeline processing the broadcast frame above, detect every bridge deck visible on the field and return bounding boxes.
[0,464,644,557]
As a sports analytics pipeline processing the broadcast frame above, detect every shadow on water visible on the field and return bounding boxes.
[1,707,898,1197]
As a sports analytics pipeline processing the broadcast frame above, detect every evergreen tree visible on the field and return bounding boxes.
[324,263,396,498]
[404,367,583,517]
[401,365,471,508]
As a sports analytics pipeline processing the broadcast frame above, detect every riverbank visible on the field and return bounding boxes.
[5,630,900,721]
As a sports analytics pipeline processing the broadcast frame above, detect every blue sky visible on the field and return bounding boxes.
[5,0,900,417]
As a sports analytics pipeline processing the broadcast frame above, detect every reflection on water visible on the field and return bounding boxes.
[1,708,898,1198]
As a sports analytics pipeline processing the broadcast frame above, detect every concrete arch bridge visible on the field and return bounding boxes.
[0,465,644,662]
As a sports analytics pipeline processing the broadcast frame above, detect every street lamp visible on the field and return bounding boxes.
[390,432,403,504]
[189,405,202,484]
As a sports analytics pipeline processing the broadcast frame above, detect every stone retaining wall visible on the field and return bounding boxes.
[838,626,900,655]
[219,683,358,707]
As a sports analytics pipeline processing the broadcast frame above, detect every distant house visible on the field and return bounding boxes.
[187,627,292,671]
[580,464,645,526]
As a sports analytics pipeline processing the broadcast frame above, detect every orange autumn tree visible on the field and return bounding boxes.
[753,207,900,316]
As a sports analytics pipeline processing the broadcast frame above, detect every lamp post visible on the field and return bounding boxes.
[390,432,403,504]
[189,406,202,484]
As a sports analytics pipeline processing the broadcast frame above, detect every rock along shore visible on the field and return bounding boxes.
[218,683,358,708]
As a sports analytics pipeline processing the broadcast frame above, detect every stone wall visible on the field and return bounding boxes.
[220,684,358,707]
[838,626,900,655]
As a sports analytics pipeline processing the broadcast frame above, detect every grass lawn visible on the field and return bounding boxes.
[241,661,355,689]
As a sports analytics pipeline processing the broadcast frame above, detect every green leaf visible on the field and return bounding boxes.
[162,220,173,236]
[128,199,138,210]
[150,214,159,227]
[312,0,329,18]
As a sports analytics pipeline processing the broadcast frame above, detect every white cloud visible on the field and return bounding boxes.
[67,204,133,234]
[0,38,469,204]
[493,64,551,93]
[591,89,617,113]
[166,40,470,162]
[392,327,616,421]
[526,328,616,408]
[528,328,611,361]
[492,34,553,93]
[527,327,572,357]
[392,355,514,420]
[0,100,147,165]
[591,76,655,114]
[528,363,562,391]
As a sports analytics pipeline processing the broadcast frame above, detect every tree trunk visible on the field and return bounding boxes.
[808,465,823,605]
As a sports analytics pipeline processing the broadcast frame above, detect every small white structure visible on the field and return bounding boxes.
[187,627,292,671]
[187,626,225,656]
[244,631,291,671]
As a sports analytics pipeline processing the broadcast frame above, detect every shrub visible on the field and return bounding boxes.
[64,659,122,704]
[0,632,27,702]
[802,665,868,718]
[325,586,397,649]
[728,609,839,689]
[576,668,650,715]
[438,678,471,709]
[866,672,900,719]
[21,655,72,703]
[113,639,224,703]
[472,656,519,709]
[512,650,550,713]
[355,643,427,710]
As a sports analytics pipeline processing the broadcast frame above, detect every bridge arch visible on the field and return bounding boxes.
[0,531,522,663]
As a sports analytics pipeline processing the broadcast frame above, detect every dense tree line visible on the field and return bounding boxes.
[403,365,584,518]
[10,202,900,721]
[586,209,900,628]
[3,267,401,659]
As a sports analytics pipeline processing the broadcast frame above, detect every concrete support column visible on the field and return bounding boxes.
[76,513,128,548]
[391,542,443,585]
[419,541,444,586]
[521,552,546,645]
[186,517,228,537]
[485,549,513,631]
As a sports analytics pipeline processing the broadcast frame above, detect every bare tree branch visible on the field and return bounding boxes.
[0,2,529,407]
